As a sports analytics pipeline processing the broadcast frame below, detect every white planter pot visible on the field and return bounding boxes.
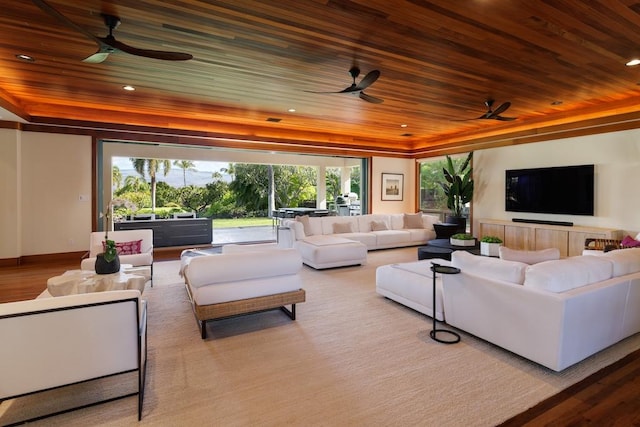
[481,242,502,257]
[450,238,476,247]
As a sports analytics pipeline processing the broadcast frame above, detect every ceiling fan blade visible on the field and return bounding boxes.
[495,116,516,121]
[359,92,384,104]
[83,52,110,63]
[32,0,101,43]
[101,36,193,61]
[356,70,380,90]
[489,102,511,117]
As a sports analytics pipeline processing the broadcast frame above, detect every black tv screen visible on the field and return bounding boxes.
[505,165,595,216]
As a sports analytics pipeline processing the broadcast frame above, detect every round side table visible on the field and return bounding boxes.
[430,262,461,344]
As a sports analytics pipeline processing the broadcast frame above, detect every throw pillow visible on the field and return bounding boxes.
[370,220,388,231]
[499,247,561,264]
[451,250,528,285]
[295,215,313,236]
[621,235,640,248]
[601,248,640,277]
[403,213,424,229]
[103,239,142,255]
[523,256,613,292]
[333,222,353,234]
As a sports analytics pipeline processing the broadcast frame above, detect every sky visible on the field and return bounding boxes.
[112,157,226,172]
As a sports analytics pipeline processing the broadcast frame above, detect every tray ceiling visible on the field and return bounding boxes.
[2,0,640,155]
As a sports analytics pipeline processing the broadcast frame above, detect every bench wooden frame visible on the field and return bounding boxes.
[184,285,305,339]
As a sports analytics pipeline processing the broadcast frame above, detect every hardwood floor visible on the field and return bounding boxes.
[1,255,639,425]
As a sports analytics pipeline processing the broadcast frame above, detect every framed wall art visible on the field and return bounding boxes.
[381,173,403,201]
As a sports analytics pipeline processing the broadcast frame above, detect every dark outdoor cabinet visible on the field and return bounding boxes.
[115,218,212,247]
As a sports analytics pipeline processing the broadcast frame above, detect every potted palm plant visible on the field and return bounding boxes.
[480,236,503,257]
[441,152,473,233]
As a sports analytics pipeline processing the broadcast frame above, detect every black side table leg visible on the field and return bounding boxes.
[430,262,461,344]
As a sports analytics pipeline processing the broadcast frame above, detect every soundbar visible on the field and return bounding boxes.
[512,218,574,227]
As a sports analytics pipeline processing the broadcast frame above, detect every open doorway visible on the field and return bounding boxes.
[100,141,366,246]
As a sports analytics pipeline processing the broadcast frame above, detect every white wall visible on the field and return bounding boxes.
[473,128,640,236]
[3,126,638,258]
[371,156,416,214]
[20,132,92,255]
[0,129,21,258]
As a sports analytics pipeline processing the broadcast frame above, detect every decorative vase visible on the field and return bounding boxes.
[481,242,502,257]
[444,215,466,233]
[95,253,120,274]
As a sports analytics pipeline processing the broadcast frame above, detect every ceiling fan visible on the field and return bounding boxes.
[32,0,193,63]
[469,99,517,121]
[306,66,384,104]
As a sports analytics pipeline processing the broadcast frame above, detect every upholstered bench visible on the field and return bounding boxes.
[182,247,305,338]
[294,235,368,269]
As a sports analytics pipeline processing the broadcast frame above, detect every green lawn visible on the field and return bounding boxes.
[212,217,272,228]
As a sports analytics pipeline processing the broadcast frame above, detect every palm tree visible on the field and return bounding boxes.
[130,158,171,211]
[173,160,196,187]
[112,165,122,191]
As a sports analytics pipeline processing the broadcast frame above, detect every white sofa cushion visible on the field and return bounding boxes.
[499,247,561,264]
[601,248,640,277]
[451,251,528,285]
[373,230,411,246]
[186,248,302,288]
[524,256,613,292]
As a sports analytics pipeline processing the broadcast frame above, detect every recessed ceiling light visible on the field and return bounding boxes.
[626,59,640,66]
[123,85,135,91]
[287,108,296,113]
[400,124,408,128]
[15,54,34,62]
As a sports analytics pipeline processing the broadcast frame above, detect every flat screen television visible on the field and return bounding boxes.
[505,164,595,216]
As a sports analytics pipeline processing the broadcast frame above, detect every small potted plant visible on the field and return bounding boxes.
[450,233,476,247]
[480,236,503,257]
[94,198,132,274]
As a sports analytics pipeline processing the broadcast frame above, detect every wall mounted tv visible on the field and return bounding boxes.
[505,164,595,216]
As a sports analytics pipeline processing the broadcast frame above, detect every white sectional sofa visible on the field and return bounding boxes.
[376,247,640,371]
[280,213,439,269]
[0,290,147,423]
[183,247,305,338]
[442,249,640,371]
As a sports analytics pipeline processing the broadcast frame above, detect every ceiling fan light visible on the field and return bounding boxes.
[122,85,135,91]
[626,58,640,66]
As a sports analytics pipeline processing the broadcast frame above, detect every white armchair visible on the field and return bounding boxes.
[81,230,154,284]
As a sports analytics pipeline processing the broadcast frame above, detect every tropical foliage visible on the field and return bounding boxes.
[130,158,171,210]
[440,152,473,217]
[419,152,473,216]
[112,159,360,220]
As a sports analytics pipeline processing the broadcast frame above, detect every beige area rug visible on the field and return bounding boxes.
[3,247,640,426]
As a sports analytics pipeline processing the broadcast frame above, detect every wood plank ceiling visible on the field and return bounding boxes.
[2,0,640,156]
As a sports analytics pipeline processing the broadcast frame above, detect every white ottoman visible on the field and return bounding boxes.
[376,259,451,321]
[294,235,367,269]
